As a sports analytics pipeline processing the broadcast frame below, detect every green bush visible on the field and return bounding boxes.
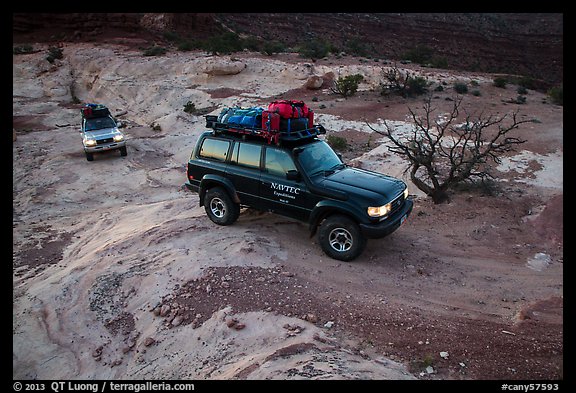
[298,39,330,60]
[183,101,197,114]
[407,76,429,96]
[402,45,433,64]
[454,82,468,94]
[261,40,286,56]
[332,74,364,97]
[202,32,244,55]
[493,77,507,88]
[46,46,63,63]
[143,46,168,56]
[326,135,348,151]
[547,85,563,105]
[13,45,34,55]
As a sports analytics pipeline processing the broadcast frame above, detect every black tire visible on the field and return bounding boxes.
[204,187,240,226]
[318,214,366,261]
[86,152,94,161]
[120,146,127,156]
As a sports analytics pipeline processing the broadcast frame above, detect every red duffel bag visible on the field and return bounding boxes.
[268,100,310,119]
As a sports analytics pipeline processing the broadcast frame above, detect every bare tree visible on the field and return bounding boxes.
[367,96,532,203]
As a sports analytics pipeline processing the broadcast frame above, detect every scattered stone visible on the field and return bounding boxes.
[440,351,449,359]
[426,366,434,374]
[159,304,171,317]
[226,317,245,330]
[527,252,551,271]
[324,321,334,329]
[304,313,318,323]
[92,346,103,358]
[171,315,183,327]
[226,318,239,328]
[283,324,304,336]
[143,337,156,347]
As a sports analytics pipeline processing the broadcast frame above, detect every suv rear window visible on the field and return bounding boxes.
[199,138,230,161]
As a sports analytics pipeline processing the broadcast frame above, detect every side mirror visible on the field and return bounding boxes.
[116,121,123,128]
[286,170,301,181]
[336,152,343,162]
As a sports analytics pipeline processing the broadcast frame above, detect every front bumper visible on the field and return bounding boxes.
[359,198,413,238]
[84,140,126,153]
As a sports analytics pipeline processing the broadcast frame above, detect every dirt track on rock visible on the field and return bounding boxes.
[13,44,562,380]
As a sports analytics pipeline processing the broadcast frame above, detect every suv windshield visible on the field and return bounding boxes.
[85,117,116,131]
[297,141,344,177]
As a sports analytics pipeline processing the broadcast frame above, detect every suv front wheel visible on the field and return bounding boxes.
[204,187,240,226]
[318,214,366,261]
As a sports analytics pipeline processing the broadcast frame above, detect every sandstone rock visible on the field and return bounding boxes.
[304,75,324,90]
[203,59,246,76]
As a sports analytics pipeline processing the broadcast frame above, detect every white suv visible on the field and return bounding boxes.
[80,114,127,161]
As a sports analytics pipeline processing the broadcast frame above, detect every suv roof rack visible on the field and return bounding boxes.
[81,103,111,119]
[205,115,325,145]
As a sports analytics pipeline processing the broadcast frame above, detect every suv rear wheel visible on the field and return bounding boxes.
[318,214,366,261]
[204,187,240,226]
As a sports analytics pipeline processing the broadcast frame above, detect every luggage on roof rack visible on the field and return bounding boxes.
[206,102,325,145]
[205,115,325,145]
[81,103,111,119]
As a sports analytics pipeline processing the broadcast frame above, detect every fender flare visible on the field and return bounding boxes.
[199,175,240,206]
[308,200,365,237]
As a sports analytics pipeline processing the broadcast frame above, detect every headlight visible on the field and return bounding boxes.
[84,139,96,147]
[113,134,124,142]
[367,203,392,217]
[403,186,409,200]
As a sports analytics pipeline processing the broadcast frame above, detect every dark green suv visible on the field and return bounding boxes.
[185,130,413,261]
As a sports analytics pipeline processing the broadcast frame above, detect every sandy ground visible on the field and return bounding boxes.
[13,44,563,380]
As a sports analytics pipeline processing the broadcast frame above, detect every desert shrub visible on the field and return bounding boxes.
[298,38,330,60]
[261,40,286,56]
[143,46,168,56]
[493,77,507,88]
[183,101,197,114]
[202,32,244,54]
[46,47,63,63]
[454,82,468,94]
[345,38,370,57]
[517,86,528,95]
[380,66,428,97]
[547,85,563,105]
[407,76,429,96]
[13,45,34,55]
[177,40,198,52]
[326,135,348,151]
[332,74,364,97]
[402,45,434,64]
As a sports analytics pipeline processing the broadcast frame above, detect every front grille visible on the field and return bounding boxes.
[389,193,405,216]
[97,138,114,145]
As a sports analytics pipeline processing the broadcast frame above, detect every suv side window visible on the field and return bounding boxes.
[264,147,297,177]
[231,142,262,169]
[199,138,230,162]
